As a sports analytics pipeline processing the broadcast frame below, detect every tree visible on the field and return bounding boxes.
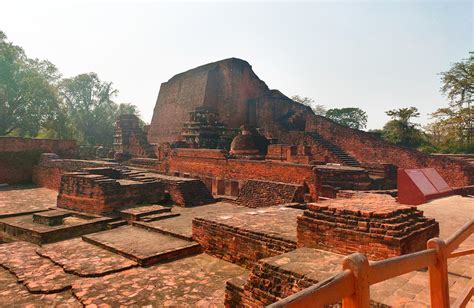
[325,107,368,129]
[59,73,142,145]
[291,95,326,115]
[425,106,473,153]
[440,52,474,109]
[0,31,63,136]
[382,107,424,147]
[439,52,474,146]
[60,73,120,145]
[117,102,140,116]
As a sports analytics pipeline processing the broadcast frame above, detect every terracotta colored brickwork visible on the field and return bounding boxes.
[0,137,77,184]
[127,158,163,170]
[297,194,439,260]
[224,249,387,307]
[168,150,318,199]
[266,143,323,164]
[307,115,474,187]
[57,172,166,215]
[148,58,311,144]
[192,208,300,269]
[32,166,64,191]
[315,165,372,193]
[174,148,227,159]
[0,137,77,157]
[32,155,118,191]
[225,248,343,307]
[236,180,306,207]
[278,132,345,165]
[123,171,214,207]
[0,150,42,185]
[113,114,156,158]
[164,149,375,200]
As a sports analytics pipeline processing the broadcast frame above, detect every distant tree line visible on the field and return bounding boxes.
[292,52,474,154]
[2,30,472,153]
[0,31,140,146]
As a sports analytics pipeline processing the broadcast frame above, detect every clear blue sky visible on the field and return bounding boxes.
[1,0,472,129]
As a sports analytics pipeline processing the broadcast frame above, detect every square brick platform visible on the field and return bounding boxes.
[297,193,440,260]
[82,226,201,266]
[193,206,302,269]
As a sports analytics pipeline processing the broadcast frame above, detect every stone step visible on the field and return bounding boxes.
[132,221,194,241]
[139,212,180,222]
[308,132,361,167]
[83,226,201,266]
[119,205,172,222]
[107,220,128,229]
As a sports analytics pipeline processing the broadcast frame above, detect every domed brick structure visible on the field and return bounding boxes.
[230,126,269,160]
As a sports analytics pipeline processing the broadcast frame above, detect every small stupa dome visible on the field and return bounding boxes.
[230,125,268,159]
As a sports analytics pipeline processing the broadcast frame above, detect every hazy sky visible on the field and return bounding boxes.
[1,0,472,129]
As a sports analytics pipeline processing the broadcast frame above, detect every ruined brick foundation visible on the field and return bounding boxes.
[192,207,301,269]
[297,194,439,260]
[236,180,306,207]
[57,172,166,215]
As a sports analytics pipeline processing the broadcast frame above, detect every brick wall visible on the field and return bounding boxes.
[193,217,297,269]
[0,137,77,185]
[0,137,77,157]
[0,150,42,185]
[32,156,118,191]
[32,165,63,190]
[174,148,227,159]
[307,115,474,187]
[282,131,344,164]
[315,165,372,191]
[57,173,166,215]
[147,58,311,145]
[167,152,318,199]
[236,180,306,207]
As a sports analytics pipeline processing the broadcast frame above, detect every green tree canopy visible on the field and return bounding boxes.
[325,107,368,129]
[0,31,63,137]
[382,107,424,148]
[432,52,474,149]
[60,73,119,145]
[440,52,474,109]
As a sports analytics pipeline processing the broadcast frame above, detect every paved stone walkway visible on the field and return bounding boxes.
[0,268,80,307]
[200,206,304,242]
[37,238,137,277]
[0,185,56,217]
[72,253,248,307]
[0,241,74,293]
[140,201,251,239]
[83,226,201,266]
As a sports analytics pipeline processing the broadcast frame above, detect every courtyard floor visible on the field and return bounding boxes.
[0,185,472,307]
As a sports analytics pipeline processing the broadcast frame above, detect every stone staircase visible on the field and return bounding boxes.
[308,132,361,167]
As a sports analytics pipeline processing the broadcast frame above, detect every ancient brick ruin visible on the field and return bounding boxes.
[0,58,472,307]
[297,193,440,260]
